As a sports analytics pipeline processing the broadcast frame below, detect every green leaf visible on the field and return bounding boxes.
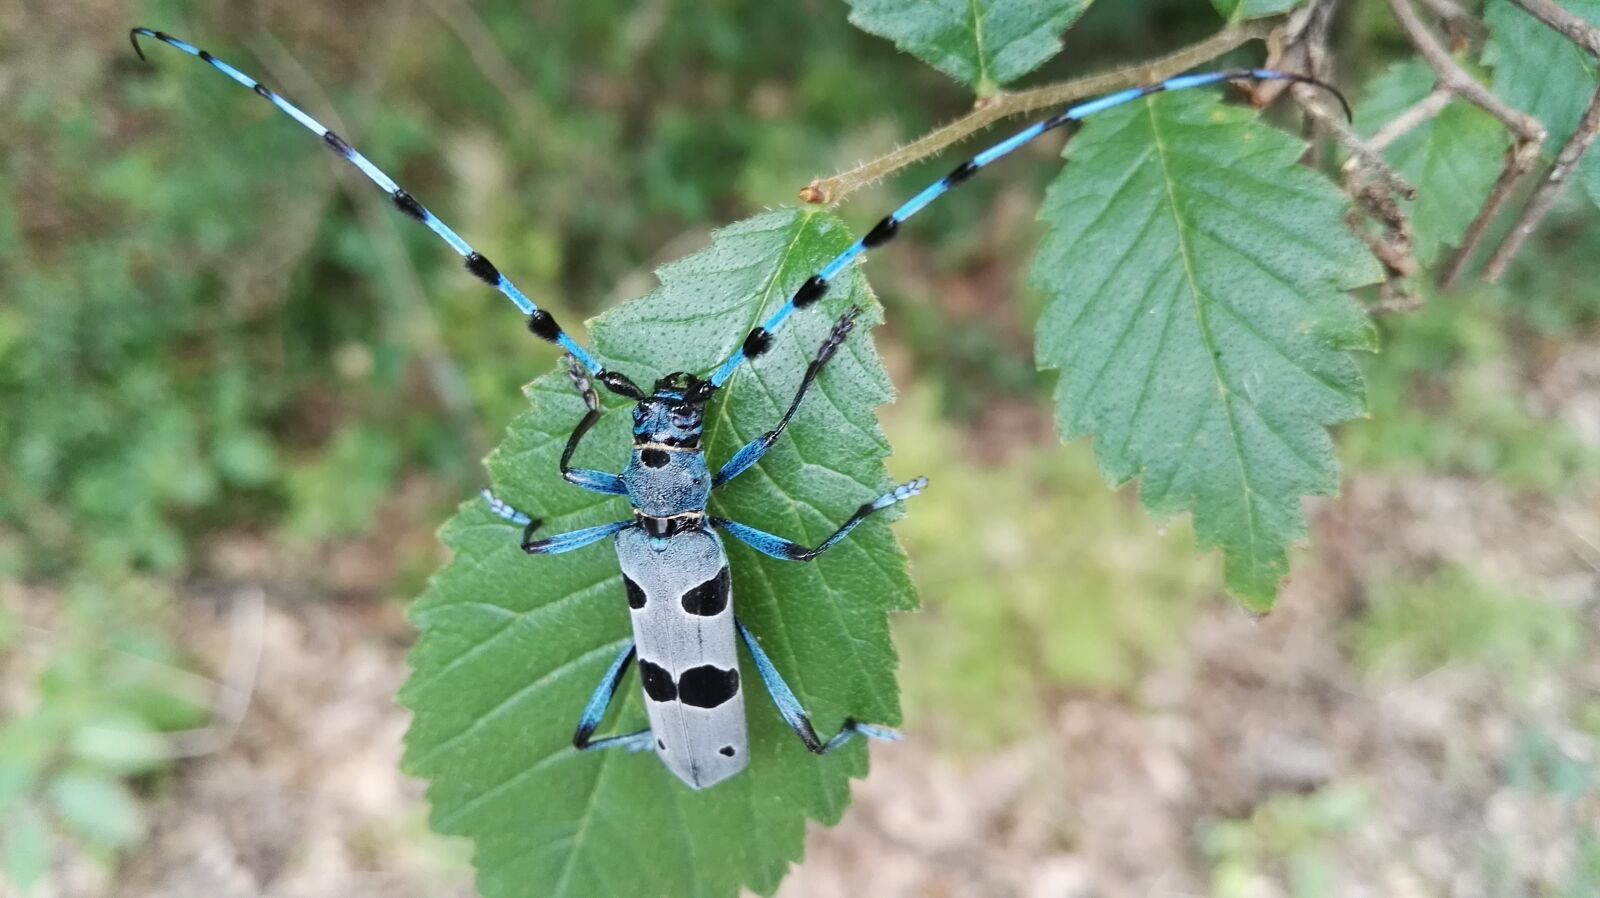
[401,209,916,898]
[3,802,50,894]
[1211,0,1301,20]
[1030,91,1380,610]
[1354,60,1510,267]
[1484,0,1600,209]
[843,0,1094,95]
[48,772,143,848]
[1485,0,1600,147]
[68,714,170,776]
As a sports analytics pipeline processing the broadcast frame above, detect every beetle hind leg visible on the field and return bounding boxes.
[736,617,901,755]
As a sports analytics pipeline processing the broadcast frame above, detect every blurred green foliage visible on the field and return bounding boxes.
[886,388,1212,750]
[1346,287,1600,495]
[1198,785,1371,898]
[0,577,206,890]
[1348,566,1584,681]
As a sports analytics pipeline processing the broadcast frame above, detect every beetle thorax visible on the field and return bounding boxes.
[623,374,714,526]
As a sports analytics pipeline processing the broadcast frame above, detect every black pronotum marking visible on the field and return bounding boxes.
[321,130,353,158]
[640,448,670,469]
[862,216,900,248]
[677,665,740,709]
[680,567,730,616]
[719,745,736,757]
[944,160,979,186]
[526,309,562,342]
[639,659,677,702]
[623,574,647,610]
[742,327,773,360]
[464,251,501,286]
[391,189,427,221]
[792,275,829,309]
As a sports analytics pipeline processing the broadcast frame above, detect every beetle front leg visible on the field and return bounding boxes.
[714,308,860,488]
[560,355,628,496]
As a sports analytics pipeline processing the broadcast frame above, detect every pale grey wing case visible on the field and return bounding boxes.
[616,527,748,789]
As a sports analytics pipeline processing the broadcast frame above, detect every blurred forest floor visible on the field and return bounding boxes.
[48,399,1600,896]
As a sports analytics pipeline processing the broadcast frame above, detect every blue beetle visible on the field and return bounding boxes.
[485,317,920,789]
[130,25,1347,788]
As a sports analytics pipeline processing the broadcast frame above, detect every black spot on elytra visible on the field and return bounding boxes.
[680,567,730,616]
[639,659,677,702]
[719,745,736,757]
[657,738,666,750]
[640,448,670,469]
[678,665,739,709]
[252,83,273,98]
[464,252,500,286]
[623,574,647,610]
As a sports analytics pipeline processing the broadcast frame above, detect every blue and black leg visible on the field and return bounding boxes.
[713,477,927,562]
[714,307,862,488]
[572,642,655,752]
[736,617,899,754]
[481,491,635,555]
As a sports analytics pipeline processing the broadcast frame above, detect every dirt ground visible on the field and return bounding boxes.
[86,461,1596,898]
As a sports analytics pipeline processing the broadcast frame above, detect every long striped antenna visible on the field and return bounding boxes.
[129,27,625,386]
[706,68,1350,388]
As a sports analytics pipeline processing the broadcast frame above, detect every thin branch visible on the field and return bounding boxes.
[1386,0,1548,288]
[1386,0,1545,144]
[1291,83,1416,201]
[799,23,1272,205]
[1367,87,1451,151]
[1440,139,1544,288]
[1479,0,1600,282]
[1505,0,1600,57]
[253,30,488,461]
[1484,83,1600,282]
[1414,0,1479,37]
[423,0,545,129]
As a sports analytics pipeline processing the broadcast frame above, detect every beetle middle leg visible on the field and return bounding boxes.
[711,476,927,562]
[572,642,654,752]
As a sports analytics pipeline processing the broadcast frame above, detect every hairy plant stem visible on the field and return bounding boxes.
[798,23,1272,206]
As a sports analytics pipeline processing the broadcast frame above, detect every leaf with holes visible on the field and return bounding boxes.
[1483,0,1600,209]
[1030,90,1381,610]
[400,209,915,898]
[844,0,1094,95]
[1354,59,1510,268]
